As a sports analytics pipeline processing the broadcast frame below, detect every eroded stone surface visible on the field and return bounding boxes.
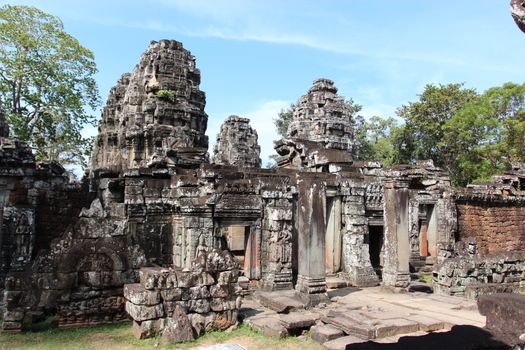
[161,304,195,343]
[213,115,261,168]
[91,40,209,172]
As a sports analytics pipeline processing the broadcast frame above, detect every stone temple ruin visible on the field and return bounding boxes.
[0,39,524,345]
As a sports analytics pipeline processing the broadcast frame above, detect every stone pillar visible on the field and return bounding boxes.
[341,181,379,287]
[382,180,410,289]
[261,191,293,291]
[295,176,329,307]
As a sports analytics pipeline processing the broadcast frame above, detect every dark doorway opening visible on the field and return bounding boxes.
[369,225,384,278]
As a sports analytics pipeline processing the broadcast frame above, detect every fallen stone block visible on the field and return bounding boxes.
[311,324,344,343]
[322,310,378,339]
[406,314,448,332]
[374,318,419,338]
[322,335,366,350]
[478,293,525,345]
[279,312,317,331]
[132,318,167,339]
[161,304,195,343]
[248,316,288,338]
[256,290,304,313]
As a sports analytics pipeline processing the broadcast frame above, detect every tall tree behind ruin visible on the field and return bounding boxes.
[0,5,100,167]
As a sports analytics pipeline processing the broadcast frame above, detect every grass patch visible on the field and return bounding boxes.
[418,273,433,284]
[0,322,322,350]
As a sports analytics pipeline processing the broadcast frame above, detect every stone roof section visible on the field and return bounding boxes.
[212,115,261,168]
[91,40,209,173]
[286,78,357,154]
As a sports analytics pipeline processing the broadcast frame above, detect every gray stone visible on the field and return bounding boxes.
[124,284,161,305]
[322,335,366,350]
[161,304,195,343]
[311,324,344,343]
[125,302,165,322]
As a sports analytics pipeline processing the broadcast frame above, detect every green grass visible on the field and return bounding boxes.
[418,273,433,284]
[0,321,322,350]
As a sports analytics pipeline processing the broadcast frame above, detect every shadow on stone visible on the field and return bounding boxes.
[345,325,511,350]
[327,287,361,299]
[238,307,263,321]
[407,283,433,294]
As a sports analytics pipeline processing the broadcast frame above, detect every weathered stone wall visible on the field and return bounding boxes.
[433,251,525,299]
[91,40,209,172]
[124,248,241,341]
[261,188,294,290]
[213,115,261,168]
[457,203,525,256]
[287,78,356,153]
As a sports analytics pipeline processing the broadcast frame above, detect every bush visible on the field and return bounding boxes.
[156,89,175,102]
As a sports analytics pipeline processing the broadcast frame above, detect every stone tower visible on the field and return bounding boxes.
[212,115,261,168]
[274,78,356,170]
[287,78,356,153]
[91,40,209,173]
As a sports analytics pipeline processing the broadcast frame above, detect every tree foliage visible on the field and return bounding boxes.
[355,115,402,166]
[395,83,478,166]
[271,82,525,186]
[0,5,100,167]
[394,82,525,186]
[274,103,295,137]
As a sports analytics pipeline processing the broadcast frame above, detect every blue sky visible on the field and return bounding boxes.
[3,0,525,166]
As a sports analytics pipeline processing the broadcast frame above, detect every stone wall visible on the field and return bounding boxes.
[433,251,525,299]
[457,203,525,256]
[124,248,241,341]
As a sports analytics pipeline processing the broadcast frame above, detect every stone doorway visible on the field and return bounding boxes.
[325,196,342,275]
[419,204,437,258]
[368,225,384,278]
[224,225,258,279]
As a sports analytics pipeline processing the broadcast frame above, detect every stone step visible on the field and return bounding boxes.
[246,316,288,338]
[322,309,422,340]
[326,276,350,289]
[278,312,318,333]
[311,324,344,343]
[255,290,304,313]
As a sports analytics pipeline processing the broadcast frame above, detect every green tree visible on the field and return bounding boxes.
[0,5,100,167]
[396,83,478,176]
[355,115,401,166]
[441,82,525,186]
[274,103,295,137]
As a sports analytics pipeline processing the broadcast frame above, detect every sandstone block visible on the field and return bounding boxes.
[124,284,161,305]
[125,301,164,321]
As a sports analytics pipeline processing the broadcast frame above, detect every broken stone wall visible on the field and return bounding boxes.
[433,251,525,299]
[124,248,241,340]
[260,188,294,290]
[340,176,379,287]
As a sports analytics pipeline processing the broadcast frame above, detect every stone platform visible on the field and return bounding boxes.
[239,287,505,349]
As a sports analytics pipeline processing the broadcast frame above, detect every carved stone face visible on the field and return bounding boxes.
[511,0,525,34]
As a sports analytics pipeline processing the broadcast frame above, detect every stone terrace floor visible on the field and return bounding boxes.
[237,286,510,350]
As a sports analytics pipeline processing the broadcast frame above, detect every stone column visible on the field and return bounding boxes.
[295,176,329,307]
[382,180,410,289]
[341,181,379,287]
